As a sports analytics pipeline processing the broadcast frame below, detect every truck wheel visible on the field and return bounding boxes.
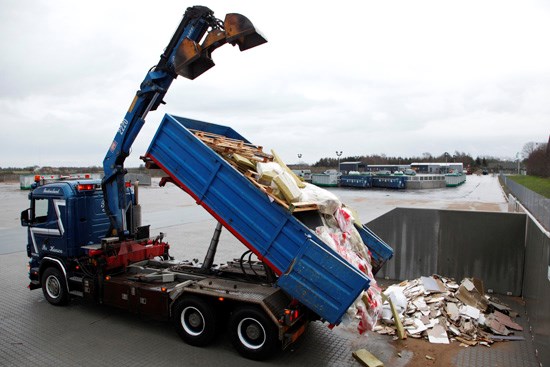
[229,306,278,360]
[41,267,69,306]
[172,296,217,347]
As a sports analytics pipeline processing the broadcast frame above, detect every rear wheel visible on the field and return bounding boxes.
[229,306,279,360]
[172,295,217,346]
[41,267,69,306]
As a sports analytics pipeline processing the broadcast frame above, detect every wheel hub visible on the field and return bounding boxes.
[245,324,261,340]
[188,312,202,328]
[46,275,60,298]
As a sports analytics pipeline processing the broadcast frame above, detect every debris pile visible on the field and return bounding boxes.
[376,275,524,346]
[192,129,383,333]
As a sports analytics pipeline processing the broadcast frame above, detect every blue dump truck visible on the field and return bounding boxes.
[21,6,392,360]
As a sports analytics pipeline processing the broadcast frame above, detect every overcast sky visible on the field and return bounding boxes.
[1,0,549,168]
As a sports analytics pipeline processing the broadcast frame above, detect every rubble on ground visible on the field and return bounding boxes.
[376,275,524,346]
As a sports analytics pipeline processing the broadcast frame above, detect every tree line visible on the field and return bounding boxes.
[313,151,496,169]
[523,137,550,177]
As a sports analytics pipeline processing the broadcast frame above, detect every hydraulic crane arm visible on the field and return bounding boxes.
[102,5,266,238]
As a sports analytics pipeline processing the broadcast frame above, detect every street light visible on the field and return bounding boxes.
[336,151,343,172]
[516,152,520,175]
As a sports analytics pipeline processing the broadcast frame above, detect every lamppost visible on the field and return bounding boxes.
[336,151,343,172]
[516,152,520,175]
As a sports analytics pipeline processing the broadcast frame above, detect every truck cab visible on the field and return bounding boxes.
[21,178,135,290]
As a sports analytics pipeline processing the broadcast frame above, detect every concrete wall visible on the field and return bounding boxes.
[367,208,526,295]
[522,218,550,367]
[125,173,152,186]
[368,208,440,279]
[367,207,550,366]
[405,179,446,189]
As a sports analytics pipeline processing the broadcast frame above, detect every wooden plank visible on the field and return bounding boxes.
[352,349,384,367]
[380,293,406,339]
[225,156,247,173]
[190,129,264,151]
[199,140,272,162]
[247,177,318,213]
[245,176,290,210]
[229,153,256,171]
[455,336,478,346]
[191,129,273,162]
[190,128,255,144]
[289,202,319,213]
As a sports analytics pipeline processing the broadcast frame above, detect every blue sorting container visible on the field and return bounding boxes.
[340,175,372,188]
[372,176,406,189]
[145,114,392,324]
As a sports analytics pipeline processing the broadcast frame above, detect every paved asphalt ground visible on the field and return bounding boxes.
[0,175,540,366]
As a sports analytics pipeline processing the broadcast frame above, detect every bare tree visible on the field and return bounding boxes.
[521,142,538,159]
[525,141,550,177]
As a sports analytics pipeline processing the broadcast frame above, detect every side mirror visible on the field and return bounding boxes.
[21,208,31,226]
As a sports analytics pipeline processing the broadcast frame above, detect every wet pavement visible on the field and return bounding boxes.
[1,174,539,367]
[0,245,539,367]
[330,174,508,222]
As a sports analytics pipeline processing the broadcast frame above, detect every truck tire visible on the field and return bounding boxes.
[229,306,278,360]
[41,267,69,306]
[172,295,217,347]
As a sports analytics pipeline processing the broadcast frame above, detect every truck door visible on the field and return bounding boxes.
[29,196,68,257]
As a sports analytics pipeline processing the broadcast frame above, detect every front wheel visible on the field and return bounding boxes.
[229,306,279,360]
[41,267,69,306]
[172,295,217,347]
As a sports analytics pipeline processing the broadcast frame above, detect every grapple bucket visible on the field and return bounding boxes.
[174,12,266,80]
[224,13,267,51]
[174,38,215,80]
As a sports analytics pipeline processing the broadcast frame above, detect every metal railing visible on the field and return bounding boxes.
[501,174,550,231]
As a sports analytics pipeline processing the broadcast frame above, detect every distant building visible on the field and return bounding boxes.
[339,161,366,174]
[366,164,409,173]
[410,162,463,174]
[339,161,466,175]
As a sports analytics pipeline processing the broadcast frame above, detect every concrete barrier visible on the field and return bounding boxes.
[367,208,526,295]
[367,207,550,366]
[404,175,446,189]
[522,217,550,367]
[125,173,152,186]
